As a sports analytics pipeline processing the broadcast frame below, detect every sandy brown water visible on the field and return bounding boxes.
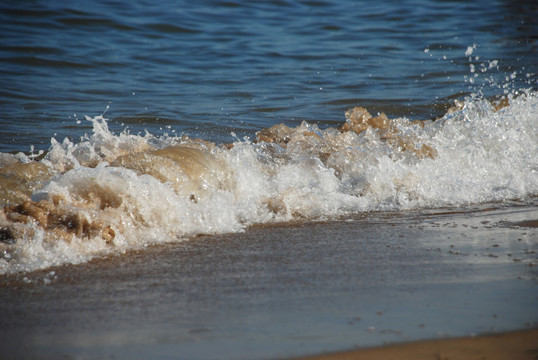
[0,203,537,359]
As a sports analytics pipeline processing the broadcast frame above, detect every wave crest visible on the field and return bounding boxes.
[1,92,536,273]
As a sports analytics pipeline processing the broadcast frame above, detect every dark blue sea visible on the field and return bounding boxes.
[1,0,536,152]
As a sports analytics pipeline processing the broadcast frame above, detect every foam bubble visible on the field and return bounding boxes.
[465,44,476,57]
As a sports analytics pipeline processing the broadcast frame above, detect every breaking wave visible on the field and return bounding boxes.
[1,91,537,274]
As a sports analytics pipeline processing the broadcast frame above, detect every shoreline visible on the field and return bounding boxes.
[1,204,537,359]
[295,328,538,360]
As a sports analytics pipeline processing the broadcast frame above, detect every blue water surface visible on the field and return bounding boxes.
[0,0,536,151]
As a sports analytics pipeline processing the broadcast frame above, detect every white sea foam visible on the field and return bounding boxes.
[1,91,537,274]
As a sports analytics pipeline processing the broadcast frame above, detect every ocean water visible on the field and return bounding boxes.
[0,0,537,274]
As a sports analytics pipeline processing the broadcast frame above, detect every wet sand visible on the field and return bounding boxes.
[297,329,538,360]
[0,203,537,359]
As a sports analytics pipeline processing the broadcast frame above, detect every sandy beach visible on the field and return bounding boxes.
[1,202,536,359]
[297,329,538,360]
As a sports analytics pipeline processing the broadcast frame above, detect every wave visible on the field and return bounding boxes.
[1,91,537,274]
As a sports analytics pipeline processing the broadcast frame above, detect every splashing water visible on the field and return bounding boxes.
[1,85,537,274]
